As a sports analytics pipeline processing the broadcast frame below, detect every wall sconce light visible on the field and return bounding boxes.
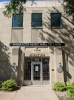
[12,62,16,67]
[59,63,62,68]
[11,62,17,72]
[57,62,63,73]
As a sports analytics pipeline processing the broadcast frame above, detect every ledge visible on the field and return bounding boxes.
[12,27,23,29]
[50,26,63,29]
[31,27,43,29]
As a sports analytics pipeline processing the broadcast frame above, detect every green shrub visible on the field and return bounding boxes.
[53,82,66,91]
[67,82,74,97]
[67,97,74,100]
[0,81,2,88]
[2,79,17,91]
[0,81,2,90]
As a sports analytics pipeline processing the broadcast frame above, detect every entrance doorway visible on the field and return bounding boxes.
[31,62,42,85]
[24,57,50,85]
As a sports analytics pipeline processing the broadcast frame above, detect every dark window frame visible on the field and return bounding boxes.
[31,13,42,27]
[24,58,31,80]
[51,13,62,28]
[12,13,23,28]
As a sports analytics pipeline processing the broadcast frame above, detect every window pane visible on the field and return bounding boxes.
[24,58,31,80]
[51,13,62,27]
[31,13,42,27]
[42,58,50,80]
[12,14,23,27]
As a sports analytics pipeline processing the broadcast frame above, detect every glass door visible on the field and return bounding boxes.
[42,58,50,85]
[33,64,40,80]
[31,62,42,85]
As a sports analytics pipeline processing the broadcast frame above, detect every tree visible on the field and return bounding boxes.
[63,0,74,16]
[3,0,34,18]
[3,0,74,18]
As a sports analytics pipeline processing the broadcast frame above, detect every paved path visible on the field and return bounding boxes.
[0,90,17,100]
[0,86,59,100]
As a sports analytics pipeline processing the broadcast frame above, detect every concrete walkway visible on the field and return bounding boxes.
[0,86,59,100]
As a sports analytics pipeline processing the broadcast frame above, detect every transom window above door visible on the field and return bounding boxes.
[31,13,42,27]
[12,14,23,27]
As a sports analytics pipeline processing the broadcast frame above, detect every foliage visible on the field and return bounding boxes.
[2,79,17,91]
[3,0,74,17]
[63,0,74,16]
[0,81,2,88]
[66,82,74,97]
[53,82,74,97]
[3,0,34,18]
[67,97,74,100]
[53,82,66,91]
[0,81,2,90]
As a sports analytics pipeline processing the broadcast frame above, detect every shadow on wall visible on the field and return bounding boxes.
[62,50,72,85]
[0,41,17,81]
[37,7,74,83]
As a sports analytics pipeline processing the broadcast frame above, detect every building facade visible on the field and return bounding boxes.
[0,0,74,86]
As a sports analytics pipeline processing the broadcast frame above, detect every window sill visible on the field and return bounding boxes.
[31,27,43,29]
[12,27,23,29]
[51,26,63,29]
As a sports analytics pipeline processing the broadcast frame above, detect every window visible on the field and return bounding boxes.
[31,13,42,27]
[12,14,23,27]
[42,58,49,80]
[51,13,62,27]
[24,58,31,80]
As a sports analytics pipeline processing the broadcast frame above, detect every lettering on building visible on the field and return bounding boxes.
[30,54,45,57]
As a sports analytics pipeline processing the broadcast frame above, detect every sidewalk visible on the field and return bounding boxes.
[0,86,59,100]
[0,90,17,100]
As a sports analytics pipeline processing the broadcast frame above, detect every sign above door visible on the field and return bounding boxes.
[10,43,65,46]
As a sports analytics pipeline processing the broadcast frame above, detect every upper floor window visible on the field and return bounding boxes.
[12,14,23,27]
[51,13,62,28]
[31,13,42,27]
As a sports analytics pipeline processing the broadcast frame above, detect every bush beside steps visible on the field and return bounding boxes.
[53,82,74,97]
[0,79,20,91]
[0,81,2,90]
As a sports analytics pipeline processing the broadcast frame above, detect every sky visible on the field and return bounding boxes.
[0,0,10,1]
[0,0,59,2]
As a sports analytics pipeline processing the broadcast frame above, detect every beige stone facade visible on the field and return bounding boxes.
[0,0,74,86]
